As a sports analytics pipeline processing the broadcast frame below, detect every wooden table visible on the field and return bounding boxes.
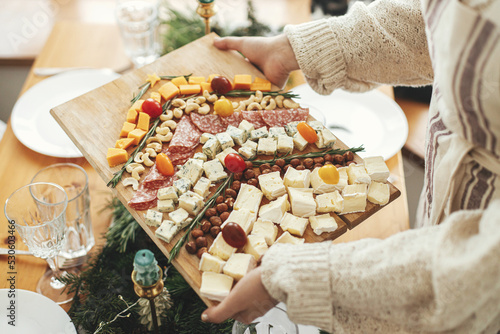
[0,20,409,310]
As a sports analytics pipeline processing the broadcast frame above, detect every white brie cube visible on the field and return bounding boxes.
[193,177,211,198]
[269,127,287,139]
[193,152,208,162]
[284,121,299,137]
[310,167,338,194]
[203,159,228,182]
[178,191,204,215]
[341,184,368,214]
[277,135,294,154]
[233,183,263,213]
[216,132,235,151]
[224,208,254,234]
[200,272,234,302]
[283,167,311,188]
[347,164,371,185]
[364,156,390,183]
[173,178,192,196]
[280,212,309,237]
[216,147,238,166]
[258,171,286,200]
[200,133,215,144]
[274,231,305,245]
[144,209,163,227]
[367,181,390,205]
[250,126,268,141]
[257,137,277,156]
[223,253,257,281]
[335,167,349,191]
[209,233,236,261]
[287,187,316,217]
[315,191,344,213]
[251,219,278,246]
[199,253,226,273]
[309,214,338,235]
[202,137,221,160]
[293,133,308,151]
[238,119,255,135]
[155,220,179,243]
[175,158,204,185]
[157,186,178,202]
[157,199,176,213]
[258,194,289,223]
[168,207,190,227]
[342,184,368,196]
[243,234,269,262]
[226,125,247,146]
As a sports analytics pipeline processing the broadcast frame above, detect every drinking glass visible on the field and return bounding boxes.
[232,304,299,334]
[116,0,160,68]
[4,182,74,304]
[32,163,94,268]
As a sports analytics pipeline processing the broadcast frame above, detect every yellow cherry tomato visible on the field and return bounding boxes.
[318,164,340,184]
[297,122,318,143]
[156,153,175,176]
[214,98,234,117]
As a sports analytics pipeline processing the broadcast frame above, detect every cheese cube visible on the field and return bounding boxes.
[203,159,228,182]
[347,164,371,185]
[309,214,338,235]
[155,220,179,243]
[364,156,390,183]
[284,121,299,137]
[243,234,268,262]
[342,184,368,196]
[202,137,221,160]
[241,140,258,150]
[216,132,235,151]
[287,187,316,217]
[315,127,336,149]
[315,191,344,213]
[310,167,338,194]
[200,272,234,302]
[275,231,305,245]
[168,208,190,227]
[157,186,178,202]
[280,212,309,237]
[341,184,368,214]
[258,194,289,223]
[233,183,263,213]
[223,253,257,281]
[238,140,258,159]
[209,233,236,261]
[144,209,163,227]
[193,152,208,162]
[251,219,278,246]
[250,127,268,141]
[258,171,286,200]
[293,133,308,151]
[178,191,204,215]
[200,133,215,144]
[277,135,294,154]
[238,119,255,135]
[199,253,226,273]
[226,125,247,146]
[308,120,323,131]
[224,208,254,234]
[193,177,211,198]
[175,158,204,185]
[137,112,150,131]
[257,137,277,156]
[157,199,176,213]
[216,147,238,166]
[335,167,349,191]
[367,181,390,205]
[173,178,192,196]
[283,167,311,188]
[269,127,287,138]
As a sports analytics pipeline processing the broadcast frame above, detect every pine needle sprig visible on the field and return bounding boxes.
[223,90,300,99]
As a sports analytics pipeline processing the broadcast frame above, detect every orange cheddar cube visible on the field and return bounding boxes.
[234,74,252,90]
[137,112,150,131]
[158,81,179,101]
[250,81,272,92]
[171,76,188,87]
[127,128,147,145]
[180,84,201,95]
[115,138,135,150]
[126,108,138,123]
[150,91,161,103]
[254,77,269,83]
[200,82,212,92]
[130,99,144,111]
[107,148,129,167]
[188,76,206,84]
[207,74,221,83]
[120,122,136,137]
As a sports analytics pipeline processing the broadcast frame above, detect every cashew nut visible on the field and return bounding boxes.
[203,90,218,103]
[254,90,263,103]
[126,163,145,180]
[122,177,139,191]
[195,96,206,104]
[146,142,162,152]
[232,102,239,109]
[275,95,284,108]
[283,98,300,109]
[186,98,196,104]
[134,152,145,164]
[265,98,277,110]
[141,152,155,167]
[198,103,211,115]
[185,103,199,114]
[247,102,263,110]
[172,99,186,109]
[156,132,173,142]
[235,101,246,112]
[145,147,157,158]
[242,95,255,107]
[160,109,173,121]
[160,120,177,130]
[260,95,272,108]
[156,126,171,136]
[147,136,162,145]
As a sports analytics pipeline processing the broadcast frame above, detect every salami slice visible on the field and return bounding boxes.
[168,115,202,153]
[220,111,242,128]
[242,110,267,129]
[142,164,175,190]
[190,113,226,134]
[261,108,310,127]
[164,148,196,166]
[128,185,158,211]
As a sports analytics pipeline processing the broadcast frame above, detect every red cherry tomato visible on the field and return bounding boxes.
[141,98,163,118]
[156,153,175,176]
[224,153,246,173]
[211,76,232,95]
[297,122,318,143]
[222,222,247,248]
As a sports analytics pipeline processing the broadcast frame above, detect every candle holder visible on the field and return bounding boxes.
[131,265,164,334]
[196,0,217,35]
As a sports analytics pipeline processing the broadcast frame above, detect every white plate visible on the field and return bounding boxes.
[0,289,77,334]
[11,69,120,158]
[292,84,408,160]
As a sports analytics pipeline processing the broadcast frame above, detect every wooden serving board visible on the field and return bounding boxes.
[51,33,399,306]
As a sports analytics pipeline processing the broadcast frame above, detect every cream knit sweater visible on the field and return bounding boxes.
[261,0,500,332]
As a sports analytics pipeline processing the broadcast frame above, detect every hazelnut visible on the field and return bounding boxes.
[335,164,343,168]
[313,157,324,164]
[303,158,314,169]
[283,164,291,173]
[275,159,286,168]
[201,220,212,233]
[247,178,259,187]
[343,151,354,162]
[333,154,344,164]
[195,236,208,248]
[205,208,217,218]
[245,161,254,170]
[225,197,235,209]
[210,226,221,238]
[271,165,282,173]
[231,180,241,191]
[296,164,306,171]
[261,169,271,174]
[325,161,333,165]
[220,211,230,222]
[234,172,243,181]
[197,247,208,259]
[216,203,228,213]
[259,163,271,172]
[210,216,222,226]
[244,169,255,179]
[216,195,225,204]
[347,160,356,166]
[324,154,333,163]
[191,228,204,239]
[225,188,237,198]
[314,163,324,169]
[185,241,197,254]
[290,158,301,167]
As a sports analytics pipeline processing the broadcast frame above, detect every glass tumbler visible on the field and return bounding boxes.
[32,163,94,268]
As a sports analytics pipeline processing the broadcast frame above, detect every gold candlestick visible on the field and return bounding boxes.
[196,0,217,35]
[131,265,164,334]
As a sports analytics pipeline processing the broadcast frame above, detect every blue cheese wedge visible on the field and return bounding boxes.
[283,167,311,188]
[347,164,371,185]
[243,234,268,262]
[308,120,323,131]
[209,233,236,261]
[175,158,204,185]
[144,209,163,227]
[193,177,211,198]
[284,121,299,137]
[341,184,368,214]
[257,137,277,156]
[258,171,286,200]
[280,212,309,237]
[200,272,234,302]
[258,194,289,223]
[157,186,178,202]
[310,167,338,194]
[199,252,226,273]
[224,208,254,234]
[309,214,338,235]
[157,199,176,213]
[203,159,228,182]
[277,135,294,154]
[155,220,179,243]
[287,187,316,217]
[193,152,208,162]
[215,132,234,151]
[200,133,215,144]
[315,127,336,149]
[168,207,190,227]
[202,137,221,160]
[315,191,344,213]
[274,231,305,245]
[251,219,278,246]
[178,191,204,215]
[364,156,390,183]
[223,253,257,281]
[233,183,263,214]
[249,126,268,141]
[238,119,255,136]
[269,126,287,139]
[226,125,247,146]
[293,132,308,151]
[216,147,238,166]
[173,178,192,196]
[367,181,390,205]
[238,140,258,159]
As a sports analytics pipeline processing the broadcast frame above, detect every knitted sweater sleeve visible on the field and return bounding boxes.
[260,200,500,333]
[285,0,433,94]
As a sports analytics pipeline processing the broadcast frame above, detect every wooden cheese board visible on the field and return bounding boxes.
[51,33,400,306]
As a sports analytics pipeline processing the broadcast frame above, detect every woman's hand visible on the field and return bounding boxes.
[201,267,278,324]
[214,35,299,89]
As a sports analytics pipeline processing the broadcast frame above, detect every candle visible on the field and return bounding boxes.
[133,249,160,286]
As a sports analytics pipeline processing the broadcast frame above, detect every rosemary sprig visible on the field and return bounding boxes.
[107,99,173,188]
[249,145,365,166]
[223,90,300,99]
[160,74,192,81]
[130,82,151,104]
[168,174,234,263]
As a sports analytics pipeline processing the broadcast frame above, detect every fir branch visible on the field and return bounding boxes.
[168,175,234,263]
[223,90,300,99]
[105,198,141,253]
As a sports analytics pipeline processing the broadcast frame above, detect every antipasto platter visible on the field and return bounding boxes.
[51,34,400,306]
